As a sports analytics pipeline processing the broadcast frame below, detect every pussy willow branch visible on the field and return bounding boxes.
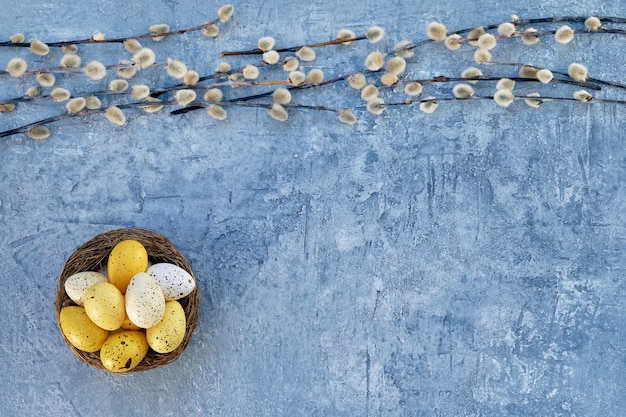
[0,18,224,48]
[221,36,367,56]
[379,94,626,109]
[391,16,626,55]
[483,61,626,90]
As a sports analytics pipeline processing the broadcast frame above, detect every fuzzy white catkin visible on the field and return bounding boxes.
[338,109,357,125]
[202,24,219,37]
[124,39,142,53]
[269,103,288,121]
[30,40,49,56]
[176,89,197,106]
[167,59,188,78]
[218,4,234,22]
[184,70,200,86]
[404,82,423,96]
[263,50,280,65]
[365,51,385,71]
[497,22,516,37]
[445,34,462,50]
[242,65,259,80]
[282,57,299,72]
[419,97,438,114]
[366,26,385,43]
[386,57,406,75]
[306,69,324,85]
[296,46,316,62]
[257,36,275,52]
[366,98,385,115]
[494,90,514,107]
[452,84,474,99]
[66,97,86,114]
[555,25,575,44]
[524,93,543,108]
[131,85,151,100]
[496,78,516,91]
[51,88,71,102]
[288,71,306,86]
[337,29,356,45]
[105,106,126,125]
[426,22,447,41]
[568,63,588,81]
[60,54,81,68]
[204,88,223,102]
[28,126,51,140]
[133,48,156,68]
[462,67,482,83]
[347,73,367,90]
[109,79,129,93]
[380,73,398,87]
[521,28,540,45]
[477,33,497,50]
[272,88,292,105]
[208,104,228,120]
[6,58,27,77]
[474,48,492,64]
[36,73,56,87]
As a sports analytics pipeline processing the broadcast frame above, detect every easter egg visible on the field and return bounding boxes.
[59,306,109,352]
[120,314,141,331]
[100,331,149,373]
[125,272,165,328]
[146,300,186,353]
[83,282,126,331]
[64,271,108,306]
[107,239,148,293]
[146,263,196,301]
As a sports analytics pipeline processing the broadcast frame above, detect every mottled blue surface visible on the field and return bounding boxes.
[0,0,625,416]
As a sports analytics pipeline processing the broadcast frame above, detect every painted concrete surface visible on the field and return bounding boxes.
[0,0,624,416]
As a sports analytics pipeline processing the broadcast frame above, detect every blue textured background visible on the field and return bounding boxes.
[1,1,624,416]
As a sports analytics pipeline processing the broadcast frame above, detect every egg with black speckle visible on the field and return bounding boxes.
[83,282,126,331]
[100,330,149,373]
[146,300,186,353]
[107,239,148,293]
[146,263,196,301]
[59,306,109,352]
[125,272,165,328]
[64,271,108,306]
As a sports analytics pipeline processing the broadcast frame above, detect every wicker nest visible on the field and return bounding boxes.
[55,228,199,372]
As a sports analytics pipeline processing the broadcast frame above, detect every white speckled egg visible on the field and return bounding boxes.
[125,272,165,328]
[64,271,108,306]
[146,263,196,301]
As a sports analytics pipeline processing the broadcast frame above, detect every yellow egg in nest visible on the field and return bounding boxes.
[83,282,126,331]
[100,331,149,373]
[59,306,109,352]
[146,300,186,353]
[107,239,148,293]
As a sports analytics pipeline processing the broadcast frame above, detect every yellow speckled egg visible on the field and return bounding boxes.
[107,239,148,293]
[83,282,126,331]
[125,272,165,328]
[59,306,109,352]
[100,331,149,373]
[120,314,141,331]
[146,300,186,353]
[64,271,108,306]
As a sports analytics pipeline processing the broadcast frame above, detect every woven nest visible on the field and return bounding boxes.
[55,228,199,372]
